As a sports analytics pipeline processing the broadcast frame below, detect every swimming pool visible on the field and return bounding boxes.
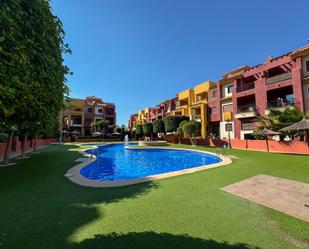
[80,144,222,181]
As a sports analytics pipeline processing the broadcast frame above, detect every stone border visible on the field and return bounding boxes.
[65,144,232,188]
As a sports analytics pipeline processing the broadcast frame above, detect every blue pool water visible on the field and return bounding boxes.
[80,144,222,181]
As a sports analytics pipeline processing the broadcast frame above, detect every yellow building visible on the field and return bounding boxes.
[137,107,152,124]
[174,89,195,116]
[63,98,85,135]
[190,81,216,138]
[172,81,216,138]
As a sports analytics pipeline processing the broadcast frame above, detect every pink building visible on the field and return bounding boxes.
[231,51,306,139]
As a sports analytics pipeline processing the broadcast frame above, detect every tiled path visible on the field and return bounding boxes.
[221,174,309,222]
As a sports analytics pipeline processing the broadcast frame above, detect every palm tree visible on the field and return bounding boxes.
[257,107,304,131]
[92,120,109,140]
[257,107,309,140]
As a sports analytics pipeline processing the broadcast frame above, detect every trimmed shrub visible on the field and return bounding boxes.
[143,123,153,137]
[153,120,165,134]
[164,116,189,133]
[136,125,144,138]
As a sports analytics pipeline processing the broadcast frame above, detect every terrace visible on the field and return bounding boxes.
[265,86,299,114]
[266,71,292,85]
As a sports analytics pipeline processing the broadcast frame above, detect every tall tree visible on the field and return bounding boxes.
[0,0,71,164]
[92,120,109,140]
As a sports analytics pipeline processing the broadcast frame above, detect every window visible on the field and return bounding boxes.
[225,123,233,132]
[306,60,309,72]
[97,108,103,114]
[222,104,233,112]
[209,107,217,114]
[227,85,234,94]
[213,91,218,98]
[87,108,93,113]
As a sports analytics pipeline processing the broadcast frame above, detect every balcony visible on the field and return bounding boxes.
[265,97,299,115]
[192,115,202,121]
[236,82,255,93]
[207,96,217,102]
[71,121,82,127]
[175,101,188,109]
[235,104,257,119]
[266,72,292,85]
[156,109,164,116]
[192,98,207,105]
[266,97,297,109]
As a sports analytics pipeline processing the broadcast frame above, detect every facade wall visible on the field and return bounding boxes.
[128,43,309,145]
[63,96,116,136]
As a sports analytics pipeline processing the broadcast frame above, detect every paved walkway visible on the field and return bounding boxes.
[221,174,309,222]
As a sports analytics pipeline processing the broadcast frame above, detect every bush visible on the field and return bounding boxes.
[179,120,188,128]
[143,123,153,137]
[164,116,189,133]
[153,120,165,134]
[182,120,201,138]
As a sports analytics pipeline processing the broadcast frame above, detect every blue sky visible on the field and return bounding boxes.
[51,0,309,125]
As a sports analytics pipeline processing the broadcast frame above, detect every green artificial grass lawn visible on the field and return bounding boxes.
[0,143,308,249]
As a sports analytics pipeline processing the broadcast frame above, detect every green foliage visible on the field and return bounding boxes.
[164,116,189,133]
[143,123,153,136]
[114,126,122,134]
[0,133,8,143]
[257,107,304,132]
[0,0,71,138]
[153,120,165,134]
[179,120,188,128]
[135,124,143,138]
[182,120,201,138]
[92,120,109,134]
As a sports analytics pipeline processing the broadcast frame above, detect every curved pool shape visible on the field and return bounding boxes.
[80,144,222,181]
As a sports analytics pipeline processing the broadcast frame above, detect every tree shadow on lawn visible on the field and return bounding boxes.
[0,144,261,249]
[70,231,261,249]
[0,144,159,249]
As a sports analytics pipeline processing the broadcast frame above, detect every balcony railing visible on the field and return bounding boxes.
[207,96,217,102]
[175,101,188,109]
[266,97,297,109]
[242,123,254,130]
[266,72,292,85]
[192,115,201,120]
[237,104,257,113]
[236,82,255,93]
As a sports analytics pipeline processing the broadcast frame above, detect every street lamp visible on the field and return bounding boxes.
[227,118,231,149]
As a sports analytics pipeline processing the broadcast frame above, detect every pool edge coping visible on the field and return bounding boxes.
[64,144,232,188]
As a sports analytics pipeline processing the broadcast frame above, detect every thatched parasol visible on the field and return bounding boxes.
[279,118,309,131]
[252,129,282,136]
[280,118,309,145]
[252,128,282,152]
